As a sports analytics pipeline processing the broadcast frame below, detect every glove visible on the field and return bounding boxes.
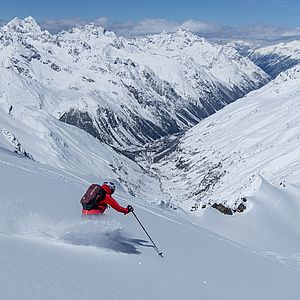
[127,205,134,213]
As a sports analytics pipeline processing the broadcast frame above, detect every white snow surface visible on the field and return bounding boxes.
[253,40,300,60]
[0,93,165,203]
[1,145,300,300]
[154,65,300,209]
[0,17,300,299]
[152,65,300,255]
[0,17,269,148]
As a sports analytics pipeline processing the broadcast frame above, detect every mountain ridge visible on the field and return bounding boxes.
[151,64,300,213]
[0,17,270,149]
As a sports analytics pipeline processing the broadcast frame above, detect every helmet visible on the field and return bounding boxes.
[103,181,116,194]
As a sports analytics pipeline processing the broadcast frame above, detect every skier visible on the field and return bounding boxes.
[81,181,134,216]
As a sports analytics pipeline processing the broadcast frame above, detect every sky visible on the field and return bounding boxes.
[1,0,300,40]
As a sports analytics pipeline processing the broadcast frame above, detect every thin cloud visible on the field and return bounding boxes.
[270,0,299,9]
[109,19,231,38]
[39,17,108,33]
[40,17,87,33]
[109,18,300,41]
[1,16,300,41]
[221,23,300,41]
[180,20,228,34]
[94,17,109,27]
[110,19,179,36]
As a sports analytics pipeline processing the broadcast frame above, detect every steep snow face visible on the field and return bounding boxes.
[194,178,300,256]
[152,65,300,213]
[0,17,269,148]
[250,40,300,78]
[0,91,166,203]
[223,39,261,57]
[0,147,300,300]
[3,16,43,34]
[123,30,267,96]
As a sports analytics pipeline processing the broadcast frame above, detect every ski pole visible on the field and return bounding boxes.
[132,211,163,257]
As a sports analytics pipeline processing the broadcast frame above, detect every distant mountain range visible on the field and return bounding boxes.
[1,17,299,213]
[225,39,300,78]
[0,17,269,149]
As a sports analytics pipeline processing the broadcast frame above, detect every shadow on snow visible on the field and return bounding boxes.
[61,228,150,255]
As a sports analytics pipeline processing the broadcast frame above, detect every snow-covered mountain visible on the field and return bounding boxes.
[215,38,262,57]
[1,17,300,300]
[0,79,166,203]
[221,39,300,79]
[151,64,300,214]
[249,40,300,78]
[0,17,269,149]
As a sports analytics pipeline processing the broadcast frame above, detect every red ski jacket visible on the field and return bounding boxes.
[82,184,129,216]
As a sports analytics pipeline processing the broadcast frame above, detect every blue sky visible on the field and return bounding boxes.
[1,0,300,39]
[1,0,300,26]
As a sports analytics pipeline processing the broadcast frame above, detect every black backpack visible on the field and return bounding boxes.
[80,184,106,210]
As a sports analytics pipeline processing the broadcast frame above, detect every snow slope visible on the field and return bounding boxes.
[249,40,300,78]
[147,63,300,260]
[0,91,165,203]
[1,145,300,300]
[191,178,300,257]
[152,65,300,215]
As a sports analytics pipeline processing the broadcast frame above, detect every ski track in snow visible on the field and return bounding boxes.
[0,157,88,188]
[113,191,300,271]
[262,251,300,270]
[0,204,147,256]
[1,149,300,300]
[13,217,144,255]
[0,152,149,256]
[2,152,300,271]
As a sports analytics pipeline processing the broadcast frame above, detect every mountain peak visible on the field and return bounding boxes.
[174,28,201,41]
[60,22,117,42]
[176,27,192,35]
[4,16,42,33]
